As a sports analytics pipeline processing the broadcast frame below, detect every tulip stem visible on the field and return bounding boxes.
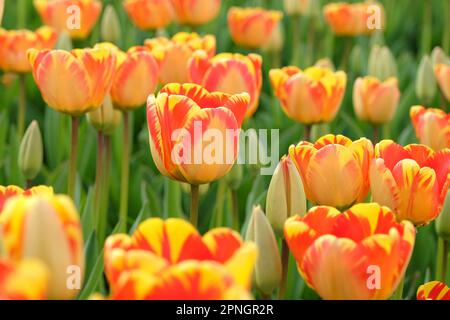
[99,135,112,243]
[190,184,200,227]
[444,0,450,53]
[306,16,316,66]
[119,111,130,232]
[291,15,302,67]
[18,74,26,137]
[436,238,449,282]
[392,276,405,300]
[303,125,312,141]
[68,116,79,200]
[372,125,380,144]
[339,37,353,71]
[94,132,105,245]
[421,0,432,56]
[278,239,289,300]
[26,179,33,189]
[231,189,240,231]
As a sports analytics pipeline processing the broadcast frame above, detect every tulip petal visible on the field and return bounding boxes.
[417,281,450,300]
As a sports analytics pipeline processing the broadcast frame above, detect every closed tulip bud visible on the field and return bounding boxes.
[262,23,284,53]
[0,195,84,299]
[55,31,73,51]
[245,206,281,296]
[87,94,122,135]
[101,5,122,45]
[431,47,450,66]
[436,189,450,241]
[368,46,397,81]
[266,156,306,235]
[435,64,450,102]
[416,55,437,105]
[225,164,243,190]
[18,121,43,180]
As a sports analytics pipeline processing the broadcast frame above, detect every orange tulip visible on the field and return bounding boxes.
[103,218,257,299]
[147,83,249,185]
[435,64,450,101]
[417,281,450,300]
[0,185,53,213]
[289,134,373,208]
[410,106,450,151]
[171,0,221,26]
[370,140,450,225]
[323,2,385,36]
[284,203,415,300]
[188,51,262,118]
[95,43,159,110]
[123,0,174,30]
[0,27,57,73]
[0,194,84,299]
[145,32,216,84]
[270,66,347,124]
[27,47,116,116]
[0,258,49,300]
[228,7,283,49]
[353,76,400,124]
[34,0,102,39]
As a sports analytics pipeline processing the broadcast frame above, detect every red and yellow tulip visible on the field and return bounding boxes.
[188,51,262,118]
[103,218,257,299]
[323,2,385,36]
[0,194,84,299]
[145,32,216,84]
[270,66,347,125]
[0,185,53,213]
[289,134,373,208]
[34,0,102,39]
[417,281,450,300]
[171,0,221,26]
[0,258,49,300]
[0,27,57,73]
[284,203,415,300]
[227,7,283,49]
[123,0,174,30]
[353,76,400,124]
[27,47,116,115]
[370,140,450,225]
[147,83,249,185]
[410,106,450,151]
[95,43,159,110]
[435,64,450,101]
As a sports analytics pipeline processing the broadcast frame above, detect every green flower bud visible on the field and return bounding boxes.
[225,164,243,190]
[416,55,437,105]
[18,120,43,180]
[368,46,397,81]
[55,31,73,51]
[101,5,122,45]
[436,189,450,241]
[431,47,450,66]
[87,94,122,135]
[245,205,282,296]
[266,156,306,236]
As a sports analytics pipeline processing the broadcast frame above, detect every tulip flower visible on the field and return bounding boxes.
[353,76,400,125]
[284,203,416,300]
[270,66,347,127]
[19,121,43,181]
[28,47,116,198]
[370,140,450,226]
[417,281,450,300]
[323,2,385,36]
[123,0,174,31]
[188,51,262,118]
[171,0,221,26]
[34,0,102,39]
[289,134,373,209]
[227,7,283,49]
[368,46,398,81]
[0,258,49,300]
[0,194,84,299]
[431,47,450,66]
[145,32,216,84]
[0,185,53,213]
[416,55,437,105]
[410,106,450,151]
[435,64,450,102]
[101,5,122,44]
[104,218,257,297]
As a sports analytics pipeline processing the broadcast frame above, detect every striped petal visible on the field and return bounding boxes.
[369,158,400,213]
[417,281,450,300]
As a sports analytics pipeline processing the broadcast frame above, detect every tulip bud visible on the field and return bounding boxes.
[416,55,437,105]
[101,5,122,45]
[225,164,243,190]
[436,189,450,241]
[0,195,84,299]
[284,0,317,17]
[266,156,306,236]
[245,205,282,296]
[431,47,450,66]
[315,58,335,71]
[18,120,43,180]
[55,31,73,51]
[368,46,397,81]
[262,23,284,53]
[87,94,122,135]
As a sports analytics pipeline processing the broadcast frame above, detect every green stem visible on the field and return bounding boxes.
[421,0,432,56]
[18,74,26,137]
[190,184,200,227]
[231,189,240,231]
[213,180,227,227]
[392,276,405,300]
[436,238,449,282]
[291,15,302,67]
[306,17,316,66]
[278,239,289,300]
[68,116,79,200]
[94,132,104,245]
[339,37,353,70]
[444,0,450,53]
[303,124,312,141]
[17,0,27,29]
[119,111,130,232]
[373,124,380,144]
[99,135,111,243]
